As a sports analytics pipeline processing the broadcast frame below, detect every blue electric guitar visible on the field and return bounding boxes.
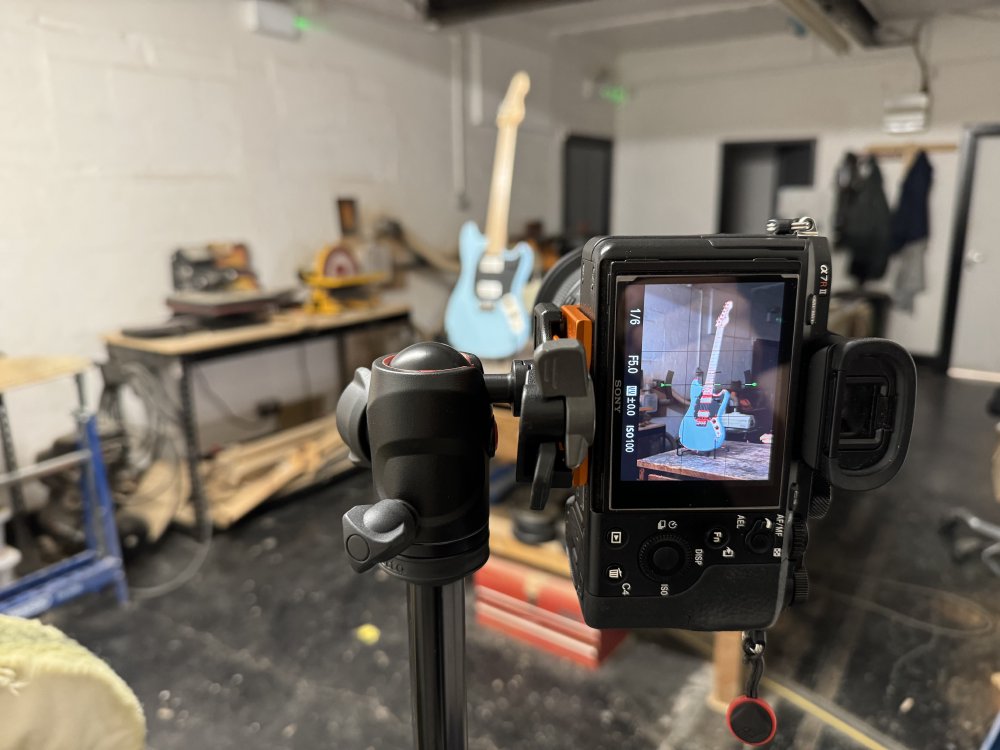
[679,301,734,453]
[445,72,534,359]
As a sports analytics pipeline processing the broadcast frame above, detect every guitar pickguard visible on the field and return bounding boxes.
[444,222,534,358]
[474,258,522,309]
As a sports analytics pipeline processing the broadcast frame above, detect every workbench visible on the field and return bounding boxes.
[636,441,771,481]
[103,305,411,531]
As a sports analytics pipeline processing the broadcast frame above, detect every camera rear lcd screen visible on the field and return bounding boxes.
[613,275,797,509]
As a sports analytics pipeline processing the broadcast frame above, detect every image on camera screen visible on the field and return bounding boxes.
[618,277,793,484]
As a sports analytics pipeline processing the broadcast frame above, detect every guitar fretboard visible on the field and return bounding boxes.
[483,118,520,258]
[701,321,727,397]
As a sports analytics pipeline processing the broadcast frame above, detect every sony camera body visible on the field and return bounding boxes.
[563,227,915,631]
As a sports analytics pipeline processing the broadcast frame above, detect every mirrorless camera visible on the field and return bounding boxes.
[549,220,916,631]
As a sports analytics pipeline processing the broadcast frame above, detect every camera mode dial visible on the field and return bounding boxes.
[638,534,691,581]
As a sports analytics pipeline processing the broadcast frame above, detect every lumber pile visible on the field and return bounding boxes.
[167,415,353,530]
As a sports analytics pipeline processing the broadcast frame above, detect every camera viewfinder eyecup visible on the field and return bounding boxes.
[802,337,917,492]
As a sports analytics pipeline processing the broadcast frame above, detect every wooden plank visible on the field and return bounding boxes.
[0,356,90,393]
[121,459,188,543]
[173,418,351,529]
[212,416,339,485]
[636,442,771,481]
[489,512,571,578]
[102,303,410,356]
[209,449,312,528]
[708,631,745,713]
[493,408,519,464]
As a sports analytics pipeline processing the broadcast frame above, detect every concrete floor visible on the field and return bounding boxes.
[49,370,1000,750]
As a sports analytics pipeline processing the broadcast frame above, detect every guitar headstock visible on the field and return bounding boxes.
[716,301,733,329]
[496,71,531,128]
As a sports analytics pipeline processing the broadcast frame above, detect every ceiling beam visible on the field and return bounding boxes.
[548,0,775,39]
[778,0,851,53]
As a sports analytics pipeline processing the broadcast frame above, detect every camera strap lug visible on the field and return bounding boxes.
[727,629,778,746]
[766,216,818,236]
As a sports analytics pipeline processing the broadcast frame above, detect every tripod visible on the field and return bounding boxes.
[336,336,592,749]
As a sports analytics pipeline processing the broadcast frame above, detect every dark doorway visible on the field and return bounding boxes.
[563,135,612,248]
[719,141,815,234]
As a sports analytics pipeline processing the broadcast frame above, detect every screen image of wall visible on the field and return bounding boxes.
[618,278,791,483]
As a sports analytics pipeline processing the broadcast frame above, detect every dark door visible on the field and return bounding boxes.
[564,135,613,248]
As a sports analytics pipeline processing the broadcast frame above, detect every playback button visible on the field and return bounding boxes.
[606,529,628,547]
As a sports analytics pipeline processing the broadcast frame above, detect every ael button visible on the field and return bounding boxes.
[745,518,773,555]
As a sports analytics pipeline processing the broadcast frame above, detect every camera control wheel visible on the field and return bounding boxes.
[638,534,690,581]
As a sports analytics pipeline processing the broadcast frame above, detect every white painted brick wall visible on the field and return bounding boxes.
[613,15,1000,358]
[0,0,613,461]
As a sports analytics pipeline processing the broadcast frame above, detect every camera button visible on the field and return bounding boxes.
[638,535,690,580]
[745,519,773,554]
[705,527,729,549]
[606,566,627,582]
[606,529,627,547]
[651,545,683,576]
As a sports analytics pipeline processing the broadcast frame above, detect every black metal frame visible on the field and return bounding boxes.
[937,123,1000,372]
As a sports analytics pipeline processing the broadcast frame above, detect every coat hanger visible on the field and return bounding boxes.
[862,141,957,171]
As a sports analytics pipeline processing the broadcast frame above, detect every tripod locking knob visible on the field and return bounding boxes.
[516,337,595,511]
[337,367,372,468]
[343,498,418,573]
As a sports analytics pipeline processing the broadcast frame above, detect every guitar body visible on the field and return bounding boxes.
[445,221,534,358]
[679,380,730,452]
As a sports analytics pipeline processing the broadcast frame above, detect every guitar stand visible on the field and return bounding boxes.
[676,444,727,459]
[335,334,593,750]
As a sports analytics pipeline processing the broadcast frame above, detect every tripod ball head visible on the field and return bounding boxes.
[336,341,496,585]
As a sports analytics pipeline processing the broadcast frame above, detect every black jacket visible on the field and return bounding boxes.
[834,153,892,284]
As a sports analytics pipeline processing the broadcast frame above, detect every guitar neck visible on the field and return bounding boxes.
[702,326,726,394]
[483,123,520,257]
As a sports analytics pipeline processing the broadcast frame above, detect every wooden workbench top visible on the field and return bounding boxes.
[103,304,410,357]
[0,356,90,393]
[636,441,771,481]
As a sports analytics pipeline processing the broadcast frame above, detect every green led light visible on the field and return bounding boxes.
[599,84,629,106]
[746,382,758,387]
[294,15,315,31]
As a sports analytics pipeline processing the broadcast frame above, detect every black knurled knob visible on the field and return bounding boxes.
[809,477,834,519]
[791,567,810,605]
[790,518,809,559]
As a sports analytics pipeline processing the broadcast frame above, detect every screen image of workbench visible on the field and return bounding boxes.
[617,277,794,483]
